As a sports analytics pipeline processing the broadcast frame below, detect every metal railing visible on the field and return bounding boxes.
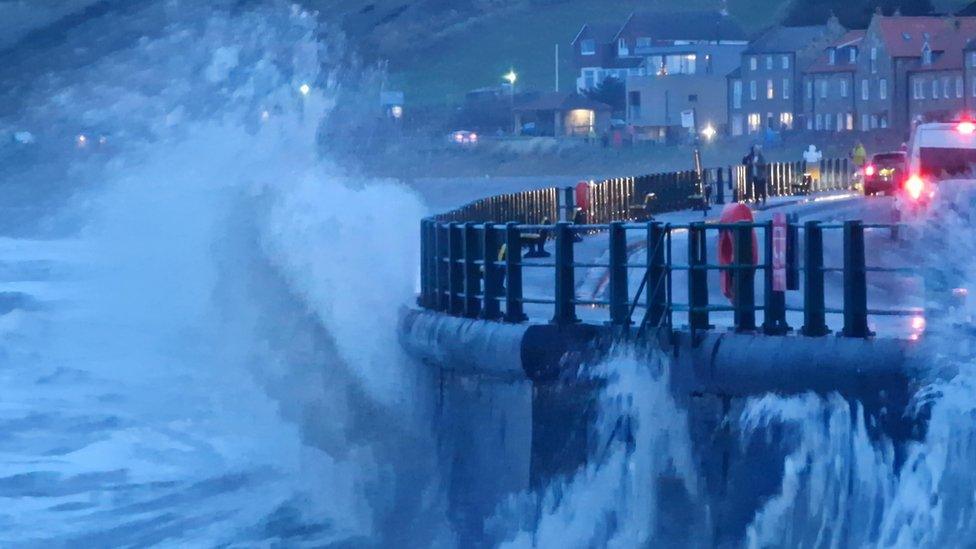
[435,158,854,226]
[417,218,922,338]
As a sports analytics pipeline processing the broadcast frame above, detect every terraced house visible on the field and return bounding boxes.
[906,20,976,124]
[727,21,844,136]
[803,30,865,132]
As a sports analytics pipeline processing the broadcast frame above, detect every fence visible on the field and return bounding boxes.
[417,218,922,338]
[436,158,855,226]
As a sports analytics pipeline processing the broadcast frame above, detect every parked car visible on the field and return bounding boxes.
[449,130,479,146]
[863,151,907,196]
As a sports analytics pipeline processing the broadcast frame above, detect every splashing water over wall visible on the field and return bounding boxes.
[0,1,451,546]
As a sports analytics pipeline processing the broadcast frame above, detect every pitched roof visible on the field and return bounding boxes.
[513,93,611,112]
[572,23,619,45]
[805,30,865,73]
[875,16,976,58]
[958,2,976,16]
[911,19,976,71]
[743,25,829,54]
[615,11,747,42]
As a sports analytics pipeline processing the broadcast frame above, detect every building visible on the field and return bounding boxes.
[512,92,611,137]
[906,19,976,125]
[728,22,844,136]
[803,31,864,132]
[571,11,747,94]
[967,39,976,112]
[854,14,976,133]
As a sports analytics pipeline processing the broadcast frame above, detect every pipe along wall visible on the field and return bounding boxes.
[398,308,925,544]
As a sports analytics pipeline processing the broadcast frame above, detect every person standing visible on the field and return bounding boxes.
[743,144,768,205]
[852,141,867,172]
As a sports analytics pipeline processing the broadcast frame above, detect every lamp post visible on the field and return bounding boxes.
[504,69,518,134]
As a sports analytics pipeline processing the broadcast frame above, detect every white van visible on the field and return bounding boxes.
[901,121,976,207]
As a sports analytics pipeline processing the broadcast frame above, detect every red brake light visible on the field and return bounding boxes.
[959,121,976,135]
[905,175,925,200]
[864,164,875,176]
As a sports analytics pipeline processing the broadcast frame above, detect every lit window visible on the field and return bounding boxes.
[779,112,793,129]
[618,38,629,56]
[748,113,761,132]
[581,38,596,55]
[846,113,854,130]
[767,79,774,99]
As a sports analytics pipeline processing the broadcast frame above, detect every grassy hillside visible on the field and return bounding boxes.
[311,0,972,106]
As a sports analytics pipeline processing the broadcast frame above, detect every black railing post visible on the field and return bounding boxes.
[504,222,527,322]
[716,168,725,205]
[435,223,449,311]
[646,222,668,329]
[762,221,789,335]
[733,223,756,332]
[563,186,575,222]
[482,223,502,320]
[552,222,579,325]
[448,222,464,315]
[842,220,872,338]
[463,222,482,318]
[419,219,430,307]
[609,221,630,327]
[786,215,800,291]
[688,222,711,331]
[801,221,829,336]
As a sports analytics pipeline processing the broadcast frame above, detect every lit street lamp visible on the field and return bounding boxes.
[504,69,518,134]
[701,123,717,142]
[503,69,518,87]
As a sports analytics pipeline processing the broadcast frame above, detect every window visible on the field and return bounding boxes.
[782,55,789,69]
[840,79,848,98]
[870,47,877,73]
[880,79,887,100]
[628,91,641,119]
[750,80,757,100]
[815,113,823,130]
[750,56,757,71]
[806,80,813,99]
[732,115,744,136]
[943,77,950,99]
[767,79,774,99]
[849,48,857,63]
[783,78,790,99]
[807,118,813,130]
[733,80,742,109]
[663,54,696,75]
[828,48,836,65]
[580,39,596,55]
[836,113,843,132]
[932,79,939,99]
[618,38,629,56]
[635,37,652,52]
[779,112,793,129]
[825,113,832,130]
[922,43,932,65]
[870,115,878,129]
[766,56,773,70]
[971,52,976,67]
[583,69,596,89]
[820,80,828,98]
[748,113,761,133]
[880,115,888,129]
[957,76,964,98]
[861,79,869,100]
[972,76,976,97]
[913,79,925,99]
[861,114,870,131]
[846,113,854,131]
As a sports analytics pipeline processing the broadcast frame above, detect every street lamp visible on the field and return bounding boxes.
[504,69,518,134]
[701,123,717,141]
[503,69,518,87]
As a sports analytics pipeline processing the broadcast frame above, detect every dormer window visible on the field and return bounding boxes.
[922,42,932,65]
[828,48,836,65]
[580,38,596,55]
[618,38,629,56]
[849,48,857,63]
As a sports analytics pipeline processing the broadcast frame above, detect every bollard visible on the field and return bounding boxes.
[504,222,527,322]
[552,222,579,325]
[688,222,711,331]
[481,223,502,320]
[716,168,725,205]
[842,220,872,338]
[646,222,668,329]
[609,222,631,327]
[463,223,482,318]
[801,221,829,336]
[762,221,790,335]
[448,223,464,315]
[733,222,756,332]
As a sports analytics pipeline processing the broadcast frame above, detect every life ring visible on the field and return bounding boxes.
[575,181,591,212]
[718,202,758,301]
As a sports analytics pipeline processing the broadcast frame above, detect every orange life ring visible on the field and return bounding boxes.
[718,203,758,301]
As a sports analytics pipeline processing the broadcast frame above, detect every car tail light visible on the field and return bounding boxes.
[958,121,976,135]
[864,164,875,177]
[905,175,925,201]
